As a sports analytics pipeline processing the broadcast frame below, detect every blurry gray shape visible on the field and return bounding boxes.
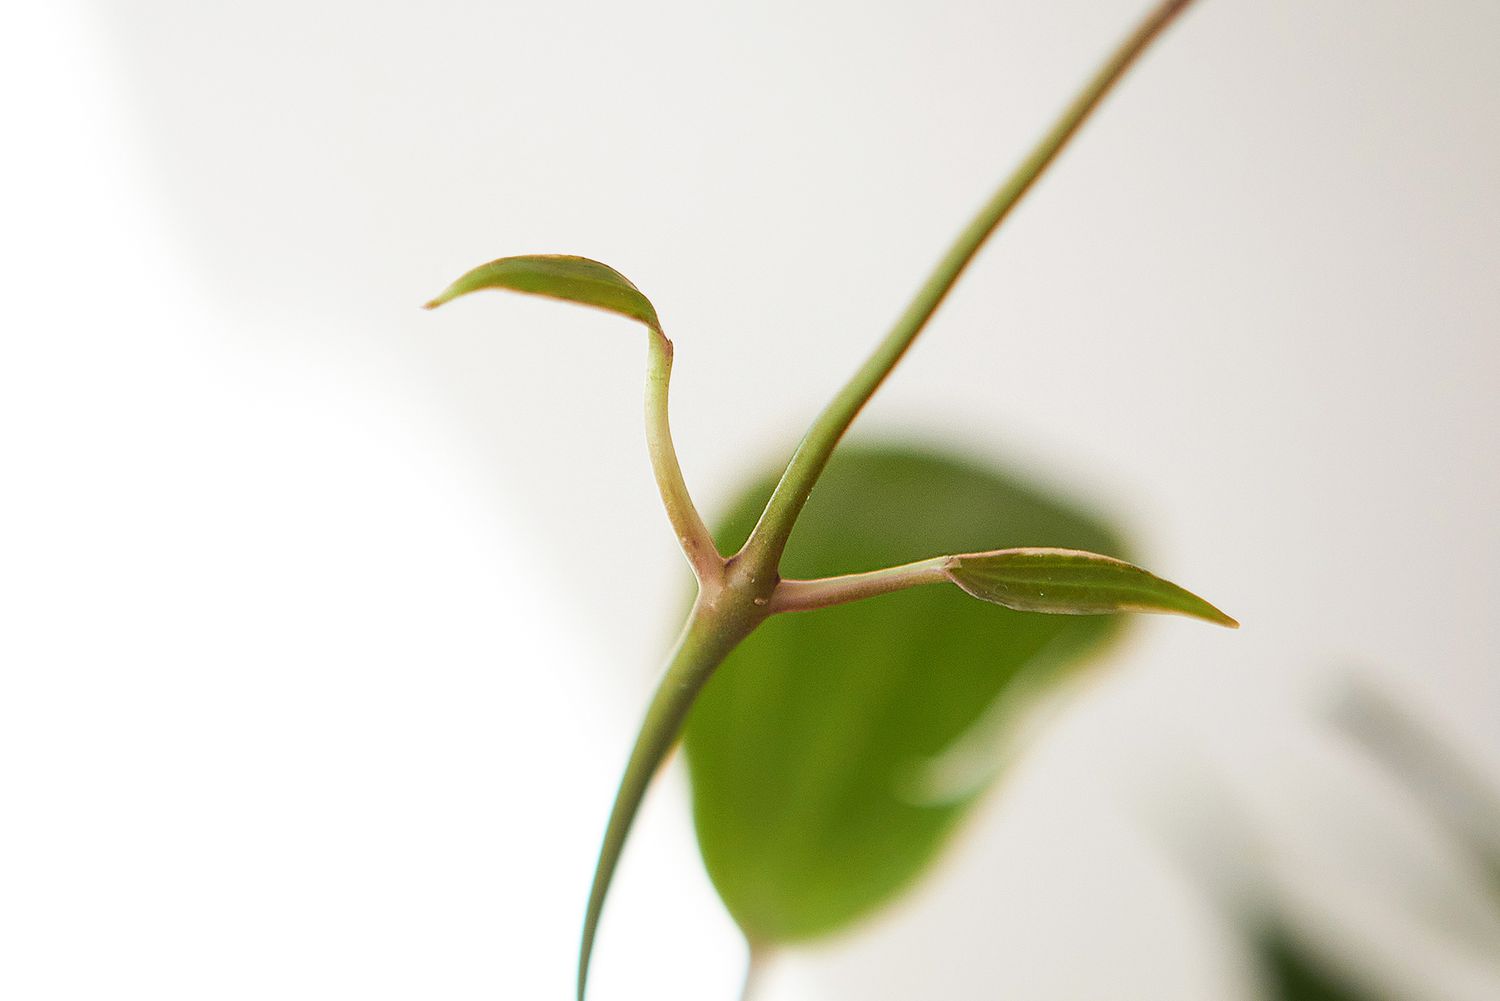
[1334,679,1500,910]
[1148,687,1500,1001]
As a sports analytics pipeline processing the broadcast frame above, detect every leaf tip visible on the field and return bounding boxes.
[1175,592,1238,629]
[1210,608,1240,629]
[422,287,458,311]
[1171,581,1237,629]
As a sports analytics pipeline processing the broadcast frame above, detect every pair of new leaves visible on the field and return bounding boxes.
[425,256,1234,630]
[427,254,1236,951]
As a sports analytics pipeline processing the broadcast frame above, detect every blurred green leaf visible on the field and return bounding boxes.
[683,443,1129,943]
[424,254,661,330]
[949,548,1236,627]
[1258,927,1380,1001]
[1337,681,1500,906]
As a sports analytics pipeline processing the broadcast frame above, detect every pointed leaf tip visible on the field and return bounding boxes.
[947,547,1237,627]
[423,253,661,330]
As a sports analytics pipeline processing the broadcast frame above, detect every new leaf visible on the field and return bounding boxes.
[424,254,661,331]
[947,548,1237,627]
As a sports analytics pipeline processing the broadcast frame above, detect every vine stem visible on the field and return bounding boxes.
[577,2,1201,997]
[577,590,769,1001]
[737,0,1199,578]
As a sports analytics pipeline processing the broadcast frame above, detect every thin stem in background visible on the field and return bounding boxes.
[737,0,1199,578]
[738,945,770,1001]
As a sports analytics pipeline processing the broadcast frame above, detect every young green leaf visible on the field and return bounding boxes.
[947,548,1237,627]
[684,444,1130,943]
[423,253,661,330]
[423,250,720,585]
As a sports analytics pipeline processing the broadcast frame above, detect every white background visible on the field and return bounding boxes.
[3,1,1498,999]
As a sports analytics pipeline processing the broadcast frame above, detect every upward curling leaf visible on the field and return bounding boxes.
[424,254,661,331]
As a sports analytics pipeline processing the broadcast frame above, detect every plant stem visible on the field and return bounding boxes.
[771,556,953,613]
[738,944,770,1001]
[579,3,1203,996]
[577,592,766,1001]
[645,328,723,582]
[738,0,1199,578]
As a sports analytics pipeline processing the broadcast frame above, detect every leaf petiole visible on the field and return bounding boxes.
[424,254,723,583]
[770,556,952,612]
[644,327,724,583]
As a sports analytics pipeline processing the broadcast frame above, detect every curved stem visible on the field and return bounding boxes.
[577,595,763,1001]
[645,329,722,582]
[737,0,1199,576]
[770,556,953,613]
[738,944,771,1001]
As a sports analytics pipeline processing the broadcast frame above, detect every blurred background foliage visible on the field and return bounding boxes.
[1251,682,1500,1001]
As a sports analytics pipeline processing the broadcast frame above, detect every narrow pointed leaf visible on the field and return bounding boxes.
[947,547,1236,627]
[423,254,661,330]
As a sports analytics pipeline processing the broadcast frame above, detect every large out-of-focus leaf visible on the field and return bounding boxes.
[683,443,1129,944]
[423,254,661,330]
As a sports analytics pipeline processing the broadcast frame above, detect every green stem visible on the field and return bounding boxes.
[738,0,1199,577]
[770,556,952,613]
[577,593,764,1001]
[646,329,722,582]
[578,3,1203,996]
